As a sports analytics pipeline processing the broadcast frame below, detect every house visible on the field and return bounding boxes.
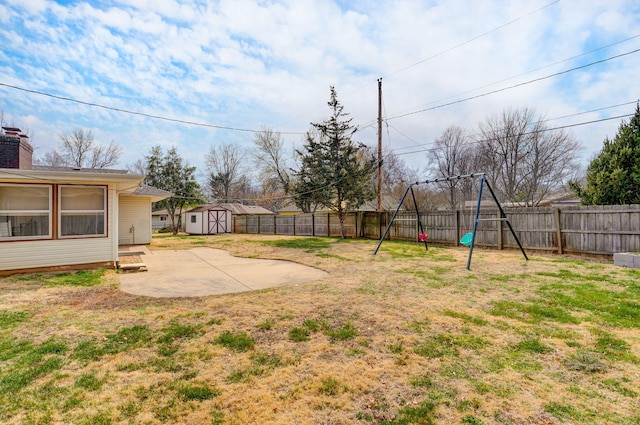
[0,128,171,274]
[151,208,181,230]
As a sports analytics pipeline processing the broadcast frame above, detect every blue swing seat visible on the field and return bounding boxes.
[460,232,473,247]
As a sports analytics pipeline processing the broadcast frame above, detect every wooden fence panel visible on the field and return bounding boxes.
[361,212,382,239]
[259,216,275,234]
[231,204,640,257]
[275,216,294,236]
[293,214,313,236]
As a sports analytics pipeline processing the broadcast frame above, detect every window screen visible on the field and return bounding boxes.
[59,186,106,237]
[0,185,51,239]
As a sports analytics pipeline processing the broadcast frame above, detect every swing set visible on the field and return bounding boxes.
[373,173,528,270]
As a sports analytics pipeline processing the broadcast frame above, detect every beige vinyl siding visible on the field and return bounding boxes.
[118,196,151,245]
[0,238,114,271]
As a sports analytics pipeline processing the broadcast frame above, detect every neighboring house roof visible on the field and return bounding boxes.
[277,197,401,214]
[186,203,273,215]
[152,209,172,216]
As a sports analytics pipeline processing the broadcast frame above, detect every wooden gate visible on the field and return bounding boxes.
[208,210,228,233]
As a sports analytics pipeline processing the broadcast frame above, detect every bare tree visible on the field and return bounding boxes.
[476,107,580,206]
[205,142,246,203]
[251,127,291,194]
[39,151,66,167]
[428,125,476,209]
[127,158,147,175]
[41,128,122,169]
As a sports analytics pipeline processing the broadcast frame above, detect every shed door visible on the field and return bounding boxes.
[208,210,228,233]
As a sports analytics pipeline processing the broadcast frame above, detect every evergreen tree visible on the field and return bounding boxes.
[144,146,203,234]
[570,104,640,205]
[292,86,376,237]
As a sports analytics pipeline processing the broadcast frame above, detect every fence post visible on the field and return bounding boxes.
[274,215,277,235]
[293,215,296,236]
[258,215,261,234]
[455,210,460,246]
[327,213,330,237]
[497,209,503,250]
[312,214,315,236]
[555,208,563,254]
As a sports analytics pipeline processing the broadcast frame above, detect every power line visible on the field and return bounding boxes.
[390,113,635,157]
[389,34,640,118]
[383,0,561,79]
[0,82,305,135]
[387,47,640,121]
[388,100,639,154]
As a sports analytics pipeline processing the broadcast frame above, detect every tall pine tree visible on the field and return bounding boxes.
[292,86,376,237]
[571,103,640,205]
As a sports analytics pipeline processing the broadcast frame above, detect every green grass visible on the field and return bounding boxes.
[511,338,552,354]
[0,310,32,328]
[106,325,154,353]
[489,299,580,324]
[0,338,67,394]
[257,318,276,331]
[259,237,335,251]
[601,379,638,398]
[443,310,488,326]
[593,332,638,363]
[75,372,107,391]
[289,327,310,342]
[544,402,585,422]
[538,282,640,328]
[177,383,219,401]
[318,376,347,396]
[158,321,203,344]
[42,270,106,287]
[214,331,255,352]
[324,322,358,341]
[414,334,459,358]
[380,401,436,425]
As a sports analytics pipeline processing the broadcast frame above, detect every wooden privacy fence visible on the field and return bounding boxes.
[232,204,640,257]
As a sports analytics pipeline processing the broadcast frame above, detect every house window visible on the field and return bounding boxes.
[0,184,51,240]
[59,186,106,237]
[160,216,166,222]
[191,215,197,223]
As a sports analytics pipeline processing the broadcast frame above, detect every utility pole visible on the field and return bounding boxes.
[377,78,383,212]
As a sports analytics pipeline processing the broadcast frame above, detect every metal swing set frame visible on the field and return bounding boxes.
[373,173,528,270]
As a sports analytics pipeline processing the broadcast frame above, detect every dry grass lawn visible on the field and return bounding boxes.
[1,233,639,425]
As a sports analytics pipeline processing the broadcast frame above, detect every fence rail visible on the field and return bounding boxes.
[232,205,640,257]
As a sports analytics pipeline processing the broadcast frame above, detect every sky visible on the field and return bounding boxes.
[1,0,639,182]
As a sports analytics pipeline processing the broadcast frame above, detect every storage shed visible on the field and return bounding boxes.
[184,204,232,234]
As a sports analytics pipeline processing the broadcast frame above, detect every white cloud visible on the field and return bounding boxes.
[0,0,638,177]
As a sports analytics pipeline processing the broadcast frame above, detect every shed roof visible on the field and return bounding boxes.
[218,203,273,215]
[186,203,273,215]
[186,204,231,213]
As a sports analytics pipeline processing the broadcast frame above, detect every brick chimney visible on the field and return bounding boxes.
[0,127,33,170]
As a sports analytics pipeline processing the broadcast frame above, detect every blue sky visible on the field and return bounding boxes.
[1,0,639,181]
